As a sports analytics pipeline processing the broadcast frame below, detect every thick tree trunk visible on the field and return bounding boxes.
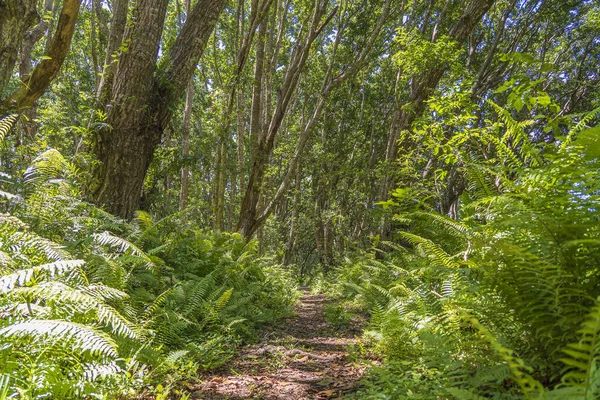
[0,0,38,97]
[17,0,54,139]
[92,0,227,218]
[93,0,169,218]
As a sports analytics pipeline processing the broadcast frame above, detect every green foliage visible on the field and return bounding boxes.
[335,101,600,399]
[0,148,298,398]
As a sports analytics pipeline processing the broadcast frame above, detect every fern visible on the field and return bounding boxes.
[0,260,84,292]
[558,296,600,399]
[0,114,18,143]
[0,320,118,359]
[82,362,123,382]
[398,231,460,268]
[93,231,155,268]
[12,281,138,339]
[562,106,600,149]
[467,316,544,399]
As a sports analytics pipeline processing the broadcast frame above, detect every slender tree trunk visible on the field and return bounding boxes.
[179,79,194,211]
[215,139,226,230]
[96,0,128,103]
[283,160,301,265]
[90,0,100,88]
[237,0,389,239]
[237,0,335,238]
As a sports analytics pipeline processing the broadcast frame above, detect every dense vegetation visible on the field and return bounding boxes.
[0,0,599,398]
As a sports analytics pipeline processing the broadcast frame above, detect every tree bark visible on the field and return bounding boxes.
[179,79,194,211]
[17,0,54,139]
[283,160,301,264]
[1,0,81,115]
[0,0,38,97]
[92,0,227,218]
[96,0,128,103]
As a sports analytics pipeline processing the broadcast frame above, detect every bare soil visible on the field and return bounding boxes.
[190,292,370,399]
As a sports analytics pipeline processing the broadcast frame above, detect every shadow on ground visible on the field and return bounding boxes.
[191,292,371,399]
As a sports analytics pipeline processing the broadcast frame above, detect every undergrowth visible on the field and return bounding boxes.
[0,115,298,399]
[334,104,600,399]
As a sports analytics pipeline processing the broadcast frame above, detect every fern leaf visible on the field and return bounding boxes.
[13,281,137,339]
[82,362,122,381]
[0,260,84,293]
[93,232,154,268]
[559,296,600,400]
[562,105,600,148]
[0,320,118,359]
[468,315,544,399]
[0,114,18,142]
[398,231,460,268]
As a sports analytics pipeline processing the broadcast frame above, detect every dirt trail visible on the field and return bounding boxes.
[191,292,369,399]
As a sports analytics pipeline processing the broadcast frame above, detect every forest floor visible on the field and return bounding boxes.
[190,291,372,399]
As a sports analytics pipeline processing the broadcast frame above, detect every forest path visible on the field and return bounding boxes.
[191,292,370,399]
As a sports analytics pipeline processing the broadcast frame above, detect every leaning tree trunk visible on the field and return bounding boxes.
[378,0,496,240]
[0,0,38,97]
[1,0,81,116]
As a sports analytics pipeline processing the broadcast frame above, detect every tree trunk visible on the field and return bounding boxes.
[237,0,335,239]
[17,0,54,139]
[1,0,81,115]
[0,0,38,97]
[179,79,194,211]
[92,0,169,218]
[92,0,227,218]
[96,0,128,103]
[215,139,226,230]
[381,0,496,199]
[283,160,301,265]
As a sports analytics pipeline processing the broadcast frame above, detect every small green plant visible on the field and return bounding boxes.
[324,303,355,330]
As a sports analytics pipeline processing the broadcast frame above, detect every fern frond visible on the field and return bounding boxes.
[468,316,544,399]
[0,319,118,359]
[142,287,173,323]
[0,114,18,142]
[82,362,123,381]
[398,231,460,268]
[93,232,154,268]
[24,149,74,186]
[0,260,84,293]
[562,105,600,148]
[559,296,600,399]
[215,288,233,312]
[14,282,137,339]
